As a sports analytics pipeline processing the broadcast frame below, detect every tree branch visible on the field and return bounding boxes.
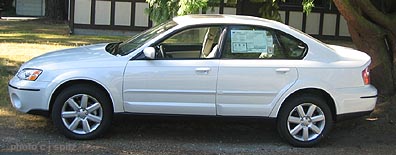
[357,0,396,35]
[332,0,383,36]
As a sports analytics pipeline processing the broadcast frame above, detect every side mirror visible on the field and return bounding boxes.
[143,47,155,59]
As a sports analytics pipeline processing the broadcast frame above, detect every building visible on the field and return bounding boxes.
[15,0,45,16]
[67,0,349,39]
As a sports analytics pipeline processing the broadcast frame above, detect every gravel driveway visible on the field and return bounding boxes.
[0,99,395,155]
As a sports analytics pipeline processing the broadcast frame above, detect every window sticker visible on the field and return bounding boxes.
[267,35,274,55]
[231,30,267,53]
[260,35,274,58]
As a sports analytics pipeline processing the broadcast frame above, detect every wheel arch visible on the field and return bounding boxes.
[276,88,337,121]
[48,79,115,115]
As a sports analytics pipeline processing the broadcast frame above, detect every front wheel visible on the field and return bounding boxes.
[277,94,333,147]
[51,84,112,139]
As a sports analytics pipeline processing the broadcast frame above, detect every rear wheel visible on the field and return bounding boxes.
[277,94,333,147]
[51,84,112,139]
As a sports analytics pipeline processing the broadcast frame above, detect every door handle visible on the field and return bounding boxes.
[275,68,290,73]
[195,68,211,74]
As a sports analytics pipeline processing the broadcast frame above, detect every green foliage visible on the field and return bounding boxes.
[178,0,208,15]
[145,0,179,24]
[145,0,317,24]
[207,0,220,7]
[302,0,315,14]
[251,0,315,21]
[146,0,210,24]
[250,0,285,21]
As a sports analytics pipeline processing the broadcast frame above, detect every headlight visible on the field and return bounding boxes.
[17,69,43,81]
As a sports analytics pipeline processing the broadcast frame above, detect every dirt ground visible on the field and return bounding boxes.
[0,96,395,155]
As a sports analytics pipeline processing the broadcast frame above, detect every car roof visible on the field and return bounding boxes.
[173,14,287,28]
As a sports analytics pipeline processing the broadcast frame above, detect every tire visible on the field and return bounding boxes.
[277,94,333,147]
[51,84,113,139]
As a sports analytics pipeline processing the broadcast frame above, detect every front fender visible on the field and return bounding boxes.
[45,68,125,113]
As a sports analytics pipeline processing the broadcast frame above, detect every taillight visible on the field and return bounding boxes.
[362,68,370,85]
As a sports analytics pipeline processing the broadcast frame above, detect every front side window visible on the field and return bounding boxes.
[115,20,177,56]
[222,25,307,59]
[152,26,223,59]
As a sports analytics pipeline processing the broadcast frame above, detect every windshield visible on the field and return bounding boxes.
[115,20,177,56]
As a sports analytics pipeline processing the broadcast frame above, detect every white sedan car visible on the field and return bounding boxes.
[8,14,377,146]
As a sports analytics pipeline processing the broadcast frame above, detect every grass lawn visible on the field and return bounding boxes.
[0,19,128,117]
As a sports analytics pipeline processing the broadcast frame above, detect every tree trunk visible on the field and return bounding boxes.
[45,0,67,20]
[333,0,396,96]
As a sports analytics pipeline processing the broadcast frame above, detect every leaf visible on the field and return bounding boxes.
[302,0,315,14]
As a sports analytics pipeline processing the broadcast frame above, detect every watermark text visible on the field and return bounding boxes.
[10,143,77,152]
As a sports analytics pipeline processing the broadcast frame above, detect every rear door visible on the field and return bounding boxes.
[216,25,307,116]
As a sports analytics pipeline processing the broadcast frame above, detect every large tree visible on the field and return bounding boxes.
[333,0,396,95]
[45,0,67,20]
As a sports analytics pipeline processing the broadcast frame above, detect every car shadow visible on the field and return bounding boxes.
[108,114,283,144]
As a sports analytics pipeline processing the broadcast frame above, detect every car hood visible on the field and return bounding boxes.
[21,43,114,69]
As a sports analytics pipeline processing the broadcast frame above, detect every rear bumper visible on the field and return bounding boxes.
[334,85,377,117]
[336,110,373,121]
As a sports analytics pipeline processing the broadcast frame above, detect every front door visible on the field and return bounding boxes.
[123,26,224,115]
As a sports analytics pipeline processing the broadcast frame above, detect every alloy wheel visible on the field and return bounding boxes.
[287,103,326,141]
[61,94,103,135]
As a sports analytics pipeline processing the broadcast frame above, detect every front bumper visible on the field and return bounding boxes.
[8,77,51,113]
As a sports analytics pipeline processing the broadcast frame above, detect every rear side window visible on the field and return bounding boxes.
[221,25,307,59]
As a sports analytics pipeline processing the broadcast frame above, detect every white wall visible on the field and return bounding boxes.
[289,11,303,30]
[223,7,237,15]
[115,2,132,26]
[279,11,286,23]
[134,2,149,27]
[339,16,350,36]
[74,0,91,24]
[323,14,337,36]
[95,1,111,25]
[16,0,45,16]
[305,13,320,35]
